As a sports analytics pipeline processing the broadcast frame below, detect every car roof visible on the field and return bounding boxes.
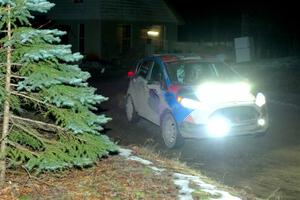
[149,54,221,63]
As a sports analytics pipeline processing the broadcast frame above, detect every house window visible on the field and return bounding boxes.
[121,24,132,53]
[74,0,83,3]
[79,24,85,53]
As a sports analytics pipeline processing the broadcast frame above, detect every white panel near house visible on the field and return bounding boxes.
[234,36,252,63]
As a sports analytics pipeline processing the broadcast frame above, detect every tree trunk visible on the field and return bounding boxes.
[0,5,12,186]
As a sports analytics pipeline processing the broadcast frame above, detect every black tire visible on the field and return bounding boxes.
[125,95,139,123]
[161,112,184,149]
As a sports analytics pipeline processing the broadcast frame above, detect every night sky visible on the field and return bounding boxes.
[165,0,300,56]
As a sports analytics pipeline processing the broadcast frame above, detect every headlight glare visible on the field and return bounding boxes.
[178,96,202,109]
[196,82,254,104]
[207,116,231,137]
[255,93,266,107]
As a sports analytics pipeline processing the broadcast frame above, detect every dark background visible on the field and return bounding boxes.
[165,1,300,58]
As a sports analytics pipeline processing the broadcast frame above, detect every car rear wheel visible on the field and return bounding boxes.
[126,96,139,123]
[161,112,184,149]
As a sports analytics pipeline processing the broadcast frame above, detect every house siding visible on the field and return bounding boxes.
[47,0,179,61]
[54,20,102,57]
[48,0,101,20]
[85,20,102,57]
[48,0,178,23]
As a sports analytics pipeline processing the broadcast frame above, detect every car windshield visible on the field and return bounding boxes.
[165,61,240,85]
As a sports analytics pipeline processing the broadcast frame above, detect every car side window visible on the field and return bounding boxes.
[150,62,162,82]
[137,60,153,79]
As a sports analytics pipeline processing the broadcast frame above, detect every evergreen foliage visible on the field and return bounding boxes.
[0,0,118,174]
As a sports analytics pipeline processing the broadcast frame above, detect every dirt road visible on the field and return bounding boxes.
[92,77,300,199]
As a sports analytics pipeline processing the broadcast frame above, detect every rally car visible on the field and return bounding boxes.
[125,54,268,148]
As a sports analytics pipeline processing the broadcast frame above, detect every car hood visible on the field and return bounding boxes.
[177,81,255,105]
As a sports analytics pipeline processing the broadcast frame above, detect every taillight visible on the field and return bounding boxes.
[127,71,134,78]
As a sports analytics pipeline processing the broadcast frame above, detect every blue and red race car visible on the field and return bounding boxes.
[126,54,268,148]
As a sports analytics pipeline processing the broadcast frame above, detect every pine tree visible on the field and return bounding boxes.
[0,0,117,184]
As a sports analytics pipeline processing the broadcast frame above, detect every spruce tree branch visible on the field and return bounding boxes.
[10,116,87,144]
[11,121,56,145]
[7,141,39,157]
[0,49,6,54]
[38,20,52,29]
[21,165,56,187]
[12,116,88,144]
[10,83,18,87]
[0,63,22,67]
[0,136,6,143]
[0,7,10,11]
[10,115,65,132]
[0,124,13,142]
[11,75,25,79]
[10,91,53,108]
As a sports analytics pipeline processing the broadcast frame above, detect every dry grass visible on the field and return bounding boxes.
[0,145,260,200]
[1,155,177,200]
[129,145,256,199]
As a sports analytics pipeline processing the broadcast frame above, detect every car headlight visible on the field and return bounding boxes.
[207,116,231,137]
[255,93,266,107]
[257,118,266,126]
[177,96,202,109]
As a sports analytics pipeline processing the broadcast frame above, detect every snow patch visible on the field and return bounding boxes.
[128,156,153,165]
[173,173,241,200]
[174,179,194,200]
[118,148,132,157]
[119,148,241,200]
[149,166,165,173]
[119,148,152,165]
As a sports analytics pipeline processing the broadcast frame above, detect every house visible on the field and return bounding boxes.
[47,0,180,63]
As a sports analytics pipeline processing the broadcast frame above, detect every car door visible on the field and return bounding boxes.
[133,59,154,118]
[142,61,165,125]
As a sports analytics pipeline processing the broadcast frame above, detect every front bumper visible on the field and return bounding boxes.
[179,105,268,139]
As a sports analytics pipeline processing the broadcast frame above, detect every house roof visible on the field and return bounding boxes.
[48,0,179,23]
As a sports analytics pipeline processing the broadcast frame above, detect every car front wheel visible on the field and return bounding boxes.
[161,112,184,149]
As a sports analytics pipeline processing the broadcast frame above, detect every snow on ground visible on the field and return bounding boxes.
[119,148,153,165]
[128,155,153,165]
[173,173,241,200]
[119,148,241,200]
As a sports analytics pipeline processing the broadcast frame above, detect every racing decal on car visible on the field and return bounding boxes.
[148,89,160,114]
[163,87,194,123]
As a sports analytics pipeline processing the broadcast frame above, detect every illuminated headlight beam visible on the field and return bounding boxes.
[258,118,266,126]
[196,82,254,104]
[255,93,266,107]
[180,97,202,109]
[206,116,231,137]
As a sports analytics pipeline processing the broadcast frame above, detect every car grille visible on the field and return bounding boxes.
[212,106,259,125]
